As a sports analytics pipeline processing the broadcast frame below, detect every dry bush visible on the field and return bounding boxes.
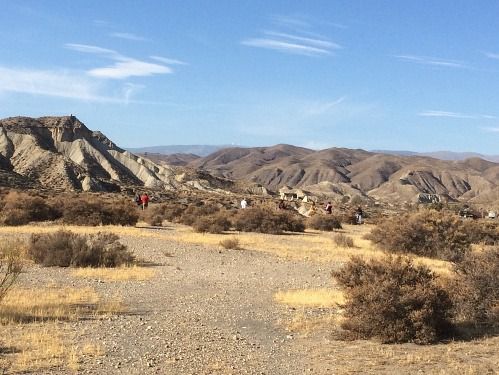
[463,220,499,246]
[366,210,471,262]
[28,230,134,267]
[179,203,221,226]
[332,256,454,344]
[233,207,305,234]
[192,212,231,234]
[450,247,499,325]
[307,215,342,231]
[61,196,138,226]
[219,237,241,250]
[0,191,61,225]
[140,202,187,226]
[0,240,24,304]
[333,233,354,248]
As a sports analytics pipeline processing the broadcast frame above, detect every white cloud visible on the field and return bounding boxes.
[110,32,146,41]
[150,55,187,65]
[242,38,333,56]
[419,110,497,119]
[65,43,176,79]
[0,66,124,103]
[395,55,467,69]
[304,97,346,115]
[484,52,499,60]
[89,60,172,79]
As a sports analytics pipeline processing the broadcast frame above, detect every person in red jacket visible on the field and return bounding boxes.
[140,193,150,210]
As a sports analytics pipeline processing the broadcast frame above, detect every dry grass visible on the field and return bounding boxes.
[0,286,124,323]
[275,288,345,308]
[0,324,105,374]
[72,266,155,281]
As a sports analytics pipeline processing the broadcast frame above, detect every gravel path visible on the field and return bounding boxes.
[22,231,332,375]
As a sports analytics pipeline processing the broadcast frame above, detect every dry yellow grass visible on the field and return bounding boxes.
[275,288,345,308]
[0,286,124,323]
[72,265,155,281]
[0,324,105,374]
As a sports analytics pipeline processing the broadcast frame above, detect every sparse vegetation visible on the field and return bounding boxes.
[219,237,241,250]
[306,214,342,231]
[333,233,354,248]
[0,240,24,304]
[366,210,472,262]
[332,256,454,344]
[192,212,232,233]
[28,230,134,267]
[450,246,499,325]
[62,196,139,226]
[233,207,304,234]
[0,191,60,225]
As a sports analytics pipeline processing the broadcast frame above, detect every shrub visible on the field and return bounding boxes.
[219,237,241,250]
[140,202,187,226]
[0,191,60,225]
[62,197,138,226]
[450,247,499,325]
[333,256,454,344]
[233,207,305,234]
[28,230,134,267]
[179,203,220,226]
[333,233,354,248]
[366,210,471,262]
[0,240,24,303]
[307,215,342,231]
[192,213,231,234]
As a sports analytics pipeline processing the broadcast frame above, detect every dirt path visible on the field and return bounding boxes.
[27,233,331,374]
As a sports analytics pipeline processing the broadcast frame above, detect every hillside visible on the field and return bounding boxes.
[189,145,499,205]
[0,116,229,193]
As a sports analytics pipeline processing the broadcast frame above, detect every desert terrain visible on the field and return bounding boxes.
[1,222,497,375]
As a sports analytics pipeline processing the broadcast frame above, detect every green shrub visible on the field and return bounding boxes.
[28,230,134,267]
[366,210,471,262]
[233,207,304,234]
[332,256,454,344]
[450,247,499,325]
[307,215,342,231]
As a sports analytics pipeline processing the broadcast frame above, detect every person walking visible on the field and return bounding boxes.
[355,206,364,224]
[324,201,332,214]
[240,198,248,209]
[140,193,150,210]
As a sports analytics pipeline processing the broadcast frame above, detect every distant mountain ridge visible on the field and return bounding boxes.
[127,145,231,157]
[372,150,499,162]
[188,144,499,205]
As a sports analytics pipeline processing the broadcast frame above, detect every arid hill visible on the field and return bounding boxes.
[0,116,229,193]
[189,145,499,205]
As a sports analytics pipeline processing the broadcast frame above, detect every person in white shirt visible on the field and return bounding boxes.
[240,198,248,209]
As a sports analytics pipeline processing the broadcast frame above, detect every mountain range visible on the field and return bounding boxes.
[1,116,499,207]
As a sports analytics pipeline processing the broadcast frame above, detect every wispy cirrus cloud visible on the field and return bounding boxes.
[242,15,341,57]
[419,110,497,119]
[395,55,468,69]
[242,31,340,56]
[65,43,176,79]
[150,55,187,65]
[484,51,499,60]
[110,32,147,41]
[482,126,499,133]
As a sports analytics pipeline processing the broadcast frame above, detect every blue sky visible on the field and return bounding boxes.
[1,1,499,153]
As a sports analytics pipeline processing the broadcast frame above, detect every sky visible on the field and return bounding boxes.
[1,1,499,153]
